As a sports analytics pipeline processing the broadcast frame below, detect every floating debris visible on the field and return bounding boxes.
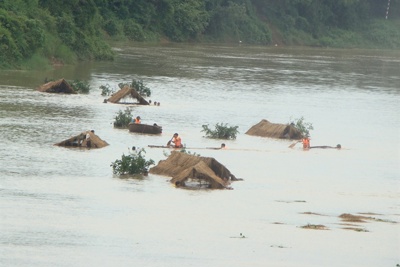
[300,224,329,230]
[230,233,247,238]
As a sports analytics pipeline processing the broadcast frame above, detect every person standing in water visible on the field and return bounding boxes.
[86,130,94,148]
[302,137,310,149]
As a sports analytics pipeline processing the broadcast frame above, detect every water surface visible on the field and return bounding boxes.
[1,44,399,267]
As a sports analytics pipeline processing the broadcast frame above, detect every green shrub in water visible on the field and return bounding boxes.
[113,107,133,128]
[100,84,115,96]
[69,80,90,94]
[111,148,155,175]
[290,116,314,137]
[201,123,239,140]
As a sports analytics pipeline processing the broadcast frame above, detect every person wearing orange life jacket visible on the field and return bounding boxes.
[169,133,183,148]
[302,137,310,149]
[133,116,141,124]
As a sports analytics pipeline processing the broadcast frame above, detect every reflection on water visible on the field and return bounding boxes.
[1,44,399,267]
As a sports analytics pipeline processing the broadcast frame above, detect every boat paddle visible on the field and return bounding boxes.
[288,140,301,148]
[166,135,174,146]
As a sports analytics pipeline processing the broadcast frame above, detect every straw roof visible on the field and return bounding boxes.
[149,151,237,189]
[37,78,76,94]
[54,131,109,149]
[245,119,303,139]
[107,85,149,105]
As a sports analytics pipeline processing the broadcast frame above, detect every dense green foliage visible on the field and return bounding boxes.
[113,108,133,128]
[69,80,91,94]
[111,148,155,175]
[100,84,115,96]
[1,0,399,69]
[202,123,239,139]
[290,116,314,138]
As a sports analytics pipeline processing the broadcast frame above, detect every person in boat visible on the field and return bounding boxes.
[133,116,141,124]
[169,133,183,148]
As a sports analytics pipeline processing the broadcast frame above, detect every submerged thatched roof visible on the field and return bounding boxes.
[107,85,149,105]
[54,131,109,149]
[245,119,303,139]
[149,151,237,189]
[37,78,76,94]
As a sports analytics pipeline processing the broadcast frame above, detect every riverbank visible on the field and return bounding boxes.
[1,0,399,70]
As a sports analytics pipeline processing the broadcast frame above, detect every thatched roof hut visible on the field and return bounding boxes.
[245,119,303,139]
[149,151,238,189]
[107,85,149,105]
[54,131,109,149]
[37,78,76,94]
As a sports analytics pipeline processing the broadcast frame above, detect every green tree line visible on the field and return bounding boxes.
[1,0,399,69]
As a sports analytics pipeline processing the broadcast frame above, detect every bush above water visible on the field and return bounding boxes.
[290,117,314,138]
[201,123,239,140]
[111,148,155,176]
[69,80,90,94]
[100,84,115,96]
[113,108,133,128]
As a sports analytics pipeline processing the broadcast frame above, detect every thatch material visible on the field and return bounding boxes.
[107,85,149,105]
[149,151,238,189]
[37,78,76,94]
[245,119,303,139]
[54,131,109,149]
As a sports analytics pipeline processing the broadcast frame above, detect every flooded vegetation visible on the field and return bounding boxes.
[1,44,399,267]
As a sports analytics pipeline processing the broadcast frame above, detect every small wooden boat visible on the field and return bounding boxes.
[148,145,183,149]
[129,123,162,134]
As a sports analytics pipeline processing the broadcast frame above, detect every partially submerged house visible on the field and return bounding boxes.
[149,151,239,189]
[107,85,149,105]
[54,131,109,149]
[37,78,76,94]
[245,119,303,139]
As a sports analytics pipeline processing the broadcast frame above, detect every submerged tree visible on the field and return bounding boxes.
[290,116,314,137]
[201,123,239,139]
[100,83,115,96]
[111,148,155,175]
[69,80,90,94]
[113,107,133,128]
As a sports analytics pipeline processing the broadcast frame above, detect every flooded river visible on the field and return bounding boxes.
[1,44,399,267]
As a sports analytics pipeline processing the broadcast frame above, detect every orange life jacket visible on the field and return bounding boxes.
[135,118,141,124]
[302,138,310,149]
[173,136,182,147]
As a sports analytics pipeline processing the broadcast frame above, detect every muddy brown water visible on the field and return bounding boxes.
[1,43,399,267]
